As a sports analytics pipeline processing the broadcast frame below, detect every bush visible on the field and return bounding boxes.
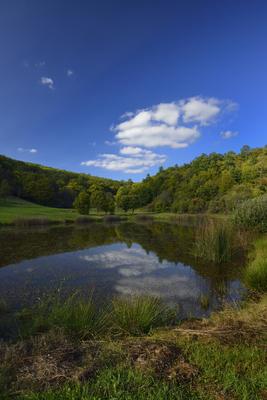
[233,194,267,232]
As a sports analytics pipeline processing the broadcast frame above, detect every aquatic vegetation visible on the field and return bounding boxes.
[233,194,267,232]
[193,221,235,263]
[244,236,267,292]
[111,296,176,335]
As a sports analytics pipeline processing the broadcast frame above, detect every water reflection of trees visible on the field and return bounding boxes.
[0,222,245,286]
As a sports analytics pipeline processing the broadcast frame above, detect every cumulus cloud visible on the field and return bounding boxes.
[220,130,239,139]
[114,97,235,149]
[180,97,221,125]
[81,147,166,173]
[67,69,74,77]
[40,76,54,89]
[17,148,37,154]
[83,96,237,174]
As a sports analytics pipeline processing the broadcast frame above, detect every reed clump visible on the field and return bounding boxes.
[193,221,235,263]
[17,293,176,339]
[18,292,108,339]
[244,236,267,292]
[111,296,176,336]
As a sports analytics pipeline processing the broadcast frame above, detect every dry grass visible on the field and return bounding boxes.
[174,294,267,345]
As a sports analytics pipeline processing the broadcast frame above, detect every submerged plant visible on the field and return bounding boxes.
[193,221,235,263]
[111,296,176,336]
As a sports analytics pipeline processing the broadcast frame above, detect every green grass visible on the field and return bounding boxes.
[0,197,80,224]
[244,235,267,292]
[18,368,203,400]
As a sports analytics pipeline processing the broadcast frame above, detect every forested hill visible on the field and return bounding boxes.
[115,145,267,214]
[0,145,267,213]
[0,155,122,208]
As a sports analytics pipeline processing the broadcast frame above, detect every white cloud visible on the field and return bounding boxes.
[181,97,221,125]
[84,96,237,174]
[17,148,37,154]
[220,130,239,139]
[40,76,54,89]
[67,69,74,77]
[113,97,235,149]
[81,147,166,174]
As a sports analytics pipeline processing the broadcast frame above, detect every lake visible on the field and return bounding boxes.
[0,221,245,320]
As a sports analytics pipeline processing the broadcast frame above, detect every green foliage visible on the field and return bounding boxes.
[140,147,267,214]
[244,236,267,292]
[0,155,121,208]
[0,179,10,198]
[111,296,176,335]
[233,194,267,232]
[73,191,90,215]
[1,146,266,214]
[193,221,235,263]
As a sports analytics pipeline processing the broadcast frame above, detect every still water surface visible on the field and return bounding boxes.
[0,222,245,319]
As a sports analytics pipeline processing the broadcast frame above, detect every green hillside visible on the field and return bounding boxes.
[0,145,266,215]
[0,197,80,224]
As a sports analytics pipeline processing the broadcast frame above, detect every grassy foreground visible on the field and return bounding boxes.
[0,290,267,400]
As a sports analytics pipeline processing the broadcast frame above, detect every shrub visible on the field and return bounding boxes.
[233,194,267,232]
[111,296,176,336]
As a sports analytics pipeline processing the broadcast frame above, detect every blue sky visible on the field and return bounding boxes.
[0,0,266,180]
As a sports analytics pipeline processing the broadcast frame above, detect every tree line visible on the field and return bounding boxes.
[0,145,266,214]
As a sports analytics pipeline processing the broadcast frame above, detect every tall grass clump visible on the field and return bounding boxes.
[244,236,267,292]
[18,291,108,339]
[193,221,234,263]
[111,296,176,336]
[233,194,267,232]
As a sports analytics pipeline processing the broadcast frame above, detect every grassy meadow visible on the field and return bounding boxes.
[0,197,80,224]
